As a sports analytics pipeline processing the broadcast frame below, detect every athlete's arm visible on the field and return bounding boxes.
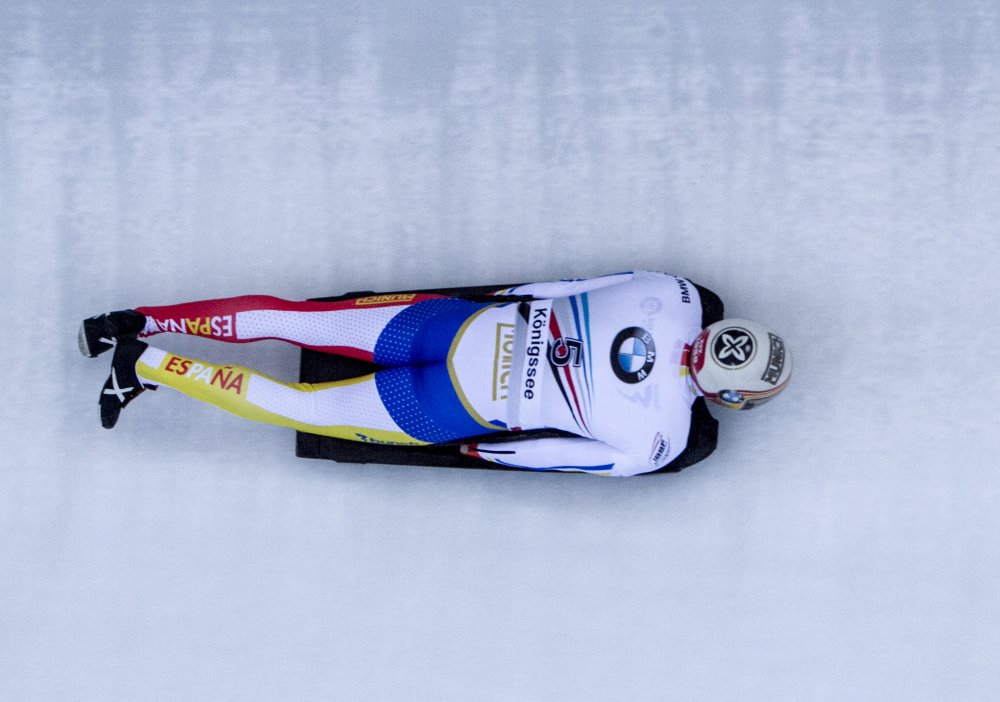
[461,436,656,477]
[492,271,649,299]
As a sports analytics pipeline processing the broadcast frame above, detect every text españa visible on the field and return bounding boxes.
[164,355,246,395]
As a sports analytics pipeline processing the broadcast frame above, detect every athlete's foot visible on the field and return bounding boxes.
[78,309,147,358]
[99,337,155,429]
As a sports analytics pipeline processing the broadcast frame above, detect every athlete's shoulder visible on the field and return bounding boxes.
[648,398,719,473]
[634,271,726,328]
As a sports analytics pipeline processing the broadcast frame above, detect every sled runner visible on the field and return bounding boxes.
[295,283,722,473]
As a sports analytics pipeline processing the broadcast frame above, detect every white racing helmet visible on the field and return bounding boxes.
[688,318,792,410]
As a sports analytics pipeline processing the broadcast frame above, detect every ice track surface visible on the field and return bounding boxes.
[2,1,999,700]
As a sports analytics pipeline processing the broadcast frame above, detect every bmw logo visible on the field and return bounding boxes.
[711,327,756,369]
[611,327,656,384]
[719,389,746,404]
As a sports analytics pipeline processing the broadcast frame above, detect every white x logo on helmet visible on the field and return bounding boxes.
[718,333,751,362]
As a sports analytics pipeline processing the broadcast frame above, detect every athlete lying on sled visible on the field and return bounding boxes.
[79,271,792,476]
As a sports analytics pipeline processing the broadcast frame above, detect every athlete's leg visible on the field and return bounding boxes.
[135,294,441,361]
[132,343,509,444]
[134,344,427,444]
[134,295,495,365]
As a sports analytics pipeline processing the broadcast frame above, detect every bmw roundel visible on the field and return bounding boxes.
[611,327,656,383]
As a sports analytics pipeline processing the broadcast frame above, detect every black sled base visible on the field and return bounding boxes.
[294,283,720,473]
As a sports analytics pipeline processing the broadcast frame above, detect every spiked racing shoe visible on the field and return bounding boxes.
[99,337,155,429]
[78,309,147,358]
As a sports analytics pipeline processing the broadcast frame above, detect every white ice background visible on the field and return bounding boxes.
[2,1,999,700]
